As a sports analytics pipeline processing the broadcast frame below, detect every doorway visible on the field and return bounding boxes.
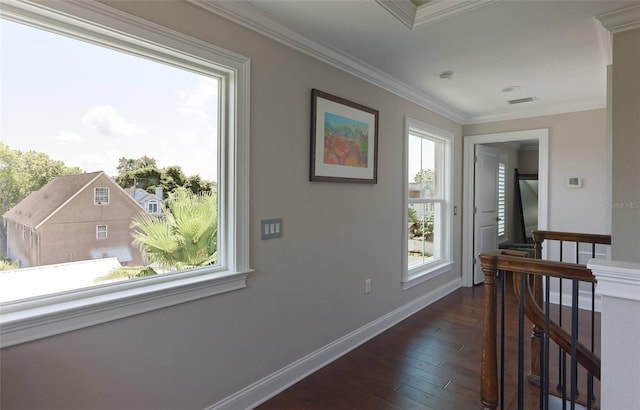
[462,129,549,287]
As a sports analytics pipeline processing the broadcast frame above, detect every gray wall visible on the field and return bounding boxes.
[611,28,640,262]
[0,2,463,409]
[464,109,609,236]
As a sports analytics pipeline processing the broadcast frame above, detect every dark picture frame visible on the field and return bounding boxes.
[310,89,379,183]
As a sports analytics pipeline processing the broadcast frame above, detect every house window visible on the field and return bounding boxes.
[96,225,108,239]
[94,187,110,205]
[498,162,506,238]
[148,201,158,214]
[404,118,452,288]
[0,1,250,347]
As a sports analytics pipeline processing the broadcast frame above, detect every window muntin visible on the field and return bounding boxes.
[0,0,250,347]
[404,118,452,286]
[94,187,110,205]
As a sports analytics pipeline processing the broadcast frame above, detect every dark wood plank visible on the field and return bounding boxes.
[257,274,599,410]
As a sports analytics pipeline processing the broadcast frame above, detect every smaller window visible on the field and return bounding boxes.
[404,117,453,287]
[498,162,506,238]
[148,201,158,213]
[96,225,108,239]
[94,187,109,205]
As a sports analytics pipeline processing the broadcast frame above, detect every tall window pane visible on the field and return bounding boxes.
[405,118,452,286]
[0,19,220,302]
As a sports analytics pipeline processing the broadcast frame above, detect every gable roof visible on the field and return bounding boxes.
[2,171,137,229]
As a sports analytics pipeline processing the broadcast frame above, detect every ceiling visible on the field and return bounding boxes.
[198,0,640,124]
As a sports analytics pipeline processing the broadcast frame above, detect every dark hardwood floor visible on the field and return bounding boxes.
[257,274,600,410]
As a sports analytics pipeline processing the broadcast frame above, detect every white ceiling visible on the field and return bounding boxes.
[198,0,640,124]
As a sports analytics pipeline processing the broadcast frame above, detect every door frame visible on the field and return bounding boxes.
[462,128,549,287]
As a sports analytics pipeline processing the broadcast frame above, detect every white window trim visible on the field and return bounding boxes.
[0,0,252,348]
[403,117,453,289]
[94,187,109,205]
[96,224,108,239]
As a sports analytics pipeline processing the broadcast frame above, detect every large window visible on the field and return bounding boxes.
[0,1,250,347]
[404,118,452,287]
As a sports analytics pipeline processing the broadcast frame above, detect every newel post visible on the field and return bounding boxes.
[480,253,498,410]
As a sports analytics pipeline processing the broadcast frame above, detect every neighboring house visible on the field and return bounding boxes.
[3,171,146,268]
[124,186,164,215]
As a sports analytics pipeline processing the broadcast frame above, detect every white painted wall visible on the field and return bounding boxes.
[464,109,609,236]
[0,2,463,409]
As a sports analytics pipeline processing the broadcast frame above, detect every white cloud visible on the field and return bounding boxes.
[177,79,218,129]
[47,130,84,145]
[82,105,146,137]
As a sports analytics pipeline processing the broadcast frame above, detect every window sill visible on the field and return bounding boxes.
[0,268,253,348]
[403,261,453,290]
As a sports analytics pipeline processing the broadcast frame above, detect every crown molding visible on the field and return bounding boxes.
[376,0,494,29]
[375,0,416,29]
[466,99,606,125]
[192,0,467,124]
[413,0,494,28]
[596,3,640,34]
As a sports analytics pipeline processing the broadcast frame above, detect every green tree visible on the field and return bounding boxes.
[414,169,435,183]
[116,155,157,174]
[0,143,83,215]
[131,188,217,270]
[0,144,83,256]
[114,156,214,197]
[184,175,215,196]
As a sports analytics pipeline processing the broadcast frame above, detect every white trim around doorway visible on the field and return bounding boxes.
[462,128,549,287]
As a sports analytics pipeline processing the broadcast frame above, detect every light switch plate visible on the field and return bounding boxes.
[261,218,283,239]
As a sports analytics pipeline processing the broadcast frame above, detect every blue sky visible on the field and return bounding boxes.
[1,18,219,181]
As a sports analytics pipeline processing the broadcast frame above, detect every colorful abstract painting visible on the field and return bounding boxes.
[323,112,368,168]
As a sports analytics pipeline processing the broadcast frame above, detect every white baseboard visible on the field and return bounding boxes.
[207,277,462,410]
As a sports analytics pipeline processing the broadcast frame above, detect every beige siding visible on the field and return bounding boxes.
[41,174,146,266]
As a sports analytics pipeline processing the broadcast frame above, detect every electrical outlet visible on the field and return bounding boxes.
[365,278,372,294]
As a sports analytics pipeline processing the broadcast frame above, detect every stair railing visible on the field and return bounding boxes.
[529,231,610,395]
[479,251,601,410]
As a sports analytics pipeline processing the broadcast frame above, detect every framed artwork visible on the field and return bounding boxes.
[310,89,379,183]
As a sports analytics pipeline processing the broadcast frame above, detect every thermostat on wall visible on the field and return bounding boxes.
[567,177,582,188]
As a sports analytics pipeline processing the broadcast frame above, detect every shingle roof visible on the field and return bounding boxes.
[2,171,104,228]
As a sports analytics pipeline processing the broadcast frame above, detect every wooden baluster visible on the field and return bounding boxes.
[480,255,499,409]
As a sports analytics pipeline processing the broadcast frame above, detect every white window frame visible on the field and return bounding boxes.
[497,160,507,239]
[94,187,110,205]
[0,0,251,348]
[403,117,453,289]
[96,225,108,239]
[148,201,159,214]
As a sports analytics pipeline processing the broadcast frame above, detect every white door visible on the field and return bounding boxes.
[473,145,500,284]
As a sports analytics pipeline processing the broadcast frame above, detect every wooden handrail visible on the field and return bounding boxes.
[479,251,601,409]
[532,230,612,247]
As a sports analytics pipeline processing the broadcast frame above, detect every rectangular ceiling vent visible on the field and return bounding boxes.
[508,97,536,105]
